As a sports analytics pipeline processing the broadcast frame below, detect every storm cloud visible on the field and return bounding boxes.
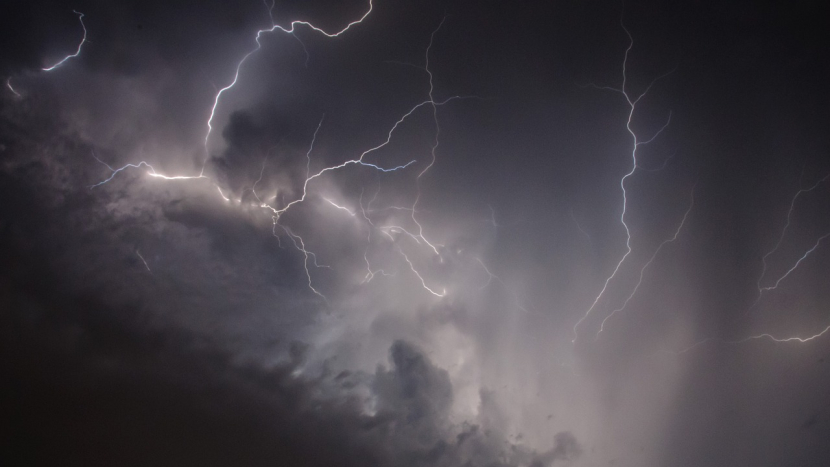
[2,0,830,466]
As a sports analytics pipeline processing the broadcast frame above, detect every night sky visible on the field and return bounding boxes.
[2,1,830,466]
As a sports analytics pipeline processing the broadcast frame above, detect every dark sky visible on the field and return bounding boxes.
[2,1,830,466]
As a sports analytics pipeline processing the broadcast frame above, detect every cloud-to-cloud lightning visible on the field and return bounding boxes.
[41,10,88,72]
[572,23,675,343]
[89,4,477,300]
[253,18,465,299]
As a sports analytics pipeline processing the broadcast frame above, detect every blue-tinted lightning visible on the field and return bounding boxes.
[572,23,675,343]
[42,10,88,72]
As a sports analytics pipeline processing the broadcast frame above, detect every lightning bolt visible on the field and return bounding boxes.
[91,0,382,192]
[570,208,592,245]
[203,0,374,173]
[759,233,830,291]
[487,204,500,229]
[679,169,830,353]
[6,78,21,97]
[216,186,232,202]
[476,257,497,290]
[258,101,450,220]
[407,17,446,258]
[247,91,473,297]
[241,97,452,298]
[637,149,676,173]
[344,17,465,298]
[474,257,532,314]
[323,198,357,217]
[261,118,329,298]
[398,248,446,297]
[595,187,695,338]
[31,1,825,366]
[358,188,395,284]
[750,170,830,308]
[135,250,152,272]
[678,324,830,354]
[42,10,88,72]
[572,22,675,342]
[279,225,329,301]
[90,160,208,188]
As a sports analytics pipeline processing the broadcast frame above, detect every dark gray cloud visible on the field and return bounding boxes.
[0,69,581,467]
[2,273,578,467]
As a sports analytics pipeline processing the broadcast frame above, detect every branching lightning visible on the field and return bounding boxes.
[681,169,830,353]
[41,10,88,72]
[235,16,474,298]
[750,171,830,308]
[88,5,480,300]
[406,17,446,258]
[23,1,827,364]
[279,224,329,301]
[476,257,497,290]
[595,186,695,339]
[203,0,374,173]
[572,23,676,343]
[358,188,395,284]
